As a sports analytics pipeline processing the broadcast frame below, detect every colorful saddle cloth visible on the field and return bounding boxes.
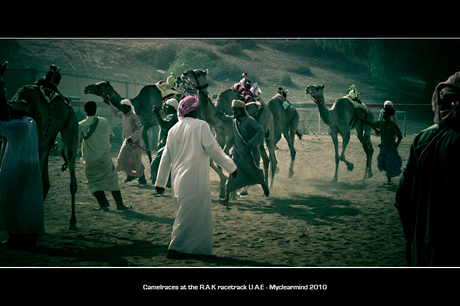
[155,81,180,101]
[274,94,296,112]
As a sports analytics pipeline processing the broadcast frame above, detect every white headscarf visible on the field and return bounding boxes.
[384,100,393,108]
[120,99,135,114]
[165,98,179,111]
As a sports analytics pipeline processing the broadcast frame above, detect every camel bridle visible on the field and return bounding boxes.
[188,70,209,91]
[90,83,115,103]
[307,86,325,105]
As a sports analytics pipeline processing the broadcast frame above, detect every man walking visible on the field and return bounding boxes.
[108,99,146,184]
[79,101,131,211]
[155,95,236,258]
[215,99,269,205]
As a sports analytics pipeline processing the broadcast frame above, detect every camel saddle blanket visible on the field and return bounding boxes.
[35,86,70,106]
[274,94,296,112]
[342,95,369,113]
[155,81,180,101]
[283,101,296,112]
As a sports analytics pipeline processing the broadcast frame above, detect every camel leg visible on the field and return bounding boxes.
[142,121,153,164]
[40,149,52,199]
[259,141,270,187]
[339,132,354,172]
[283,125,296,178]
[60,114,79,231]
[364,133,374,179]
[264,132,277,190]
[69,171,77,230]
[356,125,374,180]
[210,160,227,199]
[330,132,340,182]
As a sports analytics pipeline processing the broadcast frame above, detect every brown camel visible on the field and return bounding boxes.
[0,61,79,230]
[266,92,302,178]
[305,84,374,182]
[180,69,278,195]
[84,81,169,164]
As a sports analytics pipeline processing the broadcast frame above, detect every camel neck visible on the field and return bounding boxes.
[109,91,123,110]
[198,90,220,126]
[317,99,330,125]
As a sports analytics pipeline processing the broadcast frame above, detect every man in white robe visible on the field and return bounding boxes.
[0,100,44,248]
[155,95,237,258]
[108,99,146,184]
[79,101,130,211]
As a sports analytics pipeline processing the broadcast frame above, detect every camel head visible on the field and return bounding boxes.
[305,84,325,104]
[84,81,115,100]
[179,69,209,91]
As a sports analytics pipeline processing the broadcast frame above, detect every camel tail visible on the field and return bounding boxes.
[296,130,302,140]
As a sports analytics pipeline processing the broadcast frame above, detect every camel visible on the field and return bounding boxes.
[305,84,374,182]
[0,61,79,230]
[266,92,302,178]
[179,69,278,196]
[84,81,172,164]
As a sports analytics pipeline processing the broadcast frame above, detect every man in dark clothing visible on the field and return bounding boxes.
[359,107,403,184]
[215,99,269,205]
[150,98,179,188]
[395,71,460,266]
[34,64,61,92]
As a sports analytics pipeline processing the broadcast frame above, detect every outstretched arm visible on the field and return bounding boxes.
[214,108,234,124]
[202,122,237,174]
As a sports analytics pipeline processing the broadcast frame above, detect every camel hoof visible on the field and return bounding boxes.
[218,198,229,206]
[347,163,354,171]
[288,170,294,178]
[230,191,238,200]
[330,178,338,183]
[68,224,78,231]
[367,171,373,179]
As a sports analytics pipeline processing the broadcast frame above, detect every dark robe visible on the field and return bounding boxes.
[395,120,460,266]
[215,109,265,193]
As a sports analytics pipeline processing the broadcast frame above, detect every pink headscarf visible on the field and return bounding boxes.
[432,71,460,123]
[178,94,200,118]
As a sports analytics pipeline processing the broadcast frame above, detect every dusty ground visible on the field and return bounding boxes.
[0,132,414,267]
[0,38,432,268]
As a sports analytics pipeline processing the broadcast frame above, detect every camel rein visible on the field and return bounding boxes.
[189,70,209,91]
[307,86,325,105]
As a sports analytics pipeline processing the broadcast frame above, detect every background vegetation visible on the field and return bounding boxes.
[133,38,460,98]
[314,39,460,95]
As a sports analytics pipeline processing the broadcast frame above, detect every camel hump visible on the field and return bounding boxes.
[12,85,39,100]
[216,88,239,114]
[14,85,70,107]
[341,95,369,113]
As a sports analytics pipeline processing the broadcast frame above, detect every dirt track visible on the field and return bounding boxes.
[0,133,412,267]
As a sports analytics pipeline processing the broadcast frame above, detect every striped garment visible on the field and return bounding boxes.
[231,83,253,104]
